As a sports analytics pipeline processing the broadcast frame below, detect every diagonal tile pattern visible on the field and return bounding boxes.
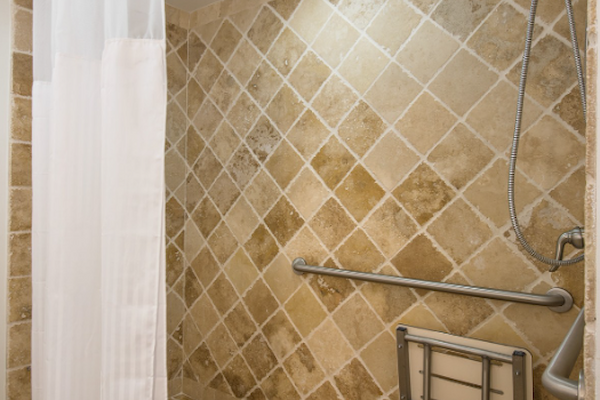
[164,0,587,398]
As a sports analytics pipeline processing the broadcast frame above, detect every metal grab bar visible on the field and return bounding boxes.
[542,308,585,400]
[291,258,574,313]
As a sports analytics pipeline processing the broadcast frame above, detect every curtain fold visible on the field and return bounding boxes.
[32,2,167,399]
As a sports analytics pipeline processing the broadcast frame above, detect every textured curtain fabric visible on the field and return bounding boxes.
[31,1,167,399]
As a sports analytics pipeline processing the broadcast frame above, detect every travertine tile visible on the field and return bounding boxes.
[307,382,342,400]
[504,287,579,356]
[187,78,206,120]
[468,3,529,71]
[307,319,354,374]
[167,102,186,145]
[554,86,586,136]
[10,97,32,142]
[165,150,187,194]
[242,334,278,380]
[312,75,359,127]
[398,21,458,84]
[428,124,494,189]
[288,52,332,102]
[399,304,447,331]
[12,9,32,54]
[466,80,543,152]
[211,20,242,63]
[308,258,356,312]
[245,171,280,216]
[230,5,263,33]
[518,116,585,190]
[337,0,386,29]
[188,32,206,72]
[192,101,224,140]
[507,35,577,107]
[166,198,185,239]
[191,247,220,288]
[392,234,453,288]
[265,140,304,189]
[364,132,419,190]
[429,50,498,116]
[287,168,329,220]
[311,136,357,189]
[262,310,302,359]
[207,272,239,315]
[333,293,384,350]
[360,331,397,392]
[283,344,325,394]
[208,171,240,215]
[365,63,422,123]
[225,303,257,348]
[209,71,241,114]
[206,323,238,368]
[266,85,304,134]
[267,28,307,76]
[264,196,305,246]
[397,92,456,155]
[12,53,32,97]
[184,268,202,308]
[513,0,563,23]
[223,355,257,397]
[9,233,31,277]
[191,197,221,239]
[310,198,356,250]
[263,254,303,303]
[335,229,384,272]
[244,224,279,271]
[226,197,259,243]
[367,0,421,55]
[248,7,284,54]
[285,284,327,336]
[551,166,585,222]
[10,143,31,187]
[334,359,382,400]
[7,367,31,400]
[362,265,418,323]
[224,249,260,295]
[363,199,417,258]
[210,122,239,164]
[464,159,541,228]
[8,322,31,368]
[195,51,224,92]
[427,199,493,264]
[228,39,261,85]
[190,294,220,337]
[285,226,328,265]
[312,14,360,67]
[226,144,260,189]
[338,38,388,94]
[289,0,334,44]
[227,92,261,137]
[431,0,500,41]
[338,101,385,157]
[246,115,282,162]
[462,238,538,290]
[261,367,301,400]
[270,0,302,20]
[425,274,494,335]
[506,200,579,271]
[247,61,283,107]
[335,165,385,222]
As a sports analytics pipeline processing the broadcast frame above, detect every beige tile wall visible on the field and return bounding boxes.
[7,0,33,399]
[165,0,589,398]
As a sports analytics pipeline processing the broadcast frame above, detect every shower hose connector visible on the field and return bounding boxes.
[552,227,585,272]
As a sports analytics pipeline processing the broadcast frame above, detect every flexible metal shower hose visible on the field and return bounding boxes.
[508,0,586,267]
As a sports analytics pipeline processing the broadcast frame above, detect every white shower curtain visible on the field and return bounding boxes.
[31,1,167,399]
